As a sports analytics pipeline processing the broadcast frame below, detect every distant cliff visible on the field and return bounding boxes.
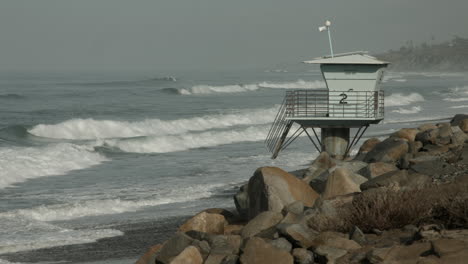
[376,36,468,71]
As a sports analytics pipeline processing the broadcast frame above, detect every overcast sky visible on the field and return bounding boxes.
[1,0,467,72]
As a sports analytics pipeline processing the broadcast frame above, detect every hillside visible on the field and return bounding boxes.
[376,36,468,71]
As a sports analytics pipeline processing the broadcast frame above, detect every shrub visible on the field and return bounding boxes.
[309,179,468,233]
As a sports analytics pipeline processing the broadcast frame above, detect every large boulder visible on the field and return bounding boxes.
[207,235,241,255]
[155,233,195,264]
[322,168,361,199]
[292,248,314,264]
[136,244,163,264]
[303,152,336,184]
[360,170,430,191]
[459,119,468,133]
[358,162,399,179]
[451,126,468,145]
[240,237,293,264]
[179,211,227,235]
[240,211,283,239]
[416,129,439,145]
[247,167,319,219]
[358,138,381,154]
[450,114,468,127]
[409,156,457,177]
[363,138,409,164]
[365,242,432,264]
[277,223,318,248]
[234,184,249,220]
[310,231,361,251]
[169,246,203,264]
[392,128,419,142]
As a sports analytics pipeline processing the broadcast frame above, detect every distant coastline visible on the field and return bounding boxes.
[376,36,468,72]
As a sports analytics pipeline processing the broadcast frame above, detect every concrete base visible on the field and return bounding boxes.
[321,128,350,159]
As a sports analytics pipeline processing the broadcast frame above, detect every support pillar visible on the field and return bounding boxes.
[321,128,350,159]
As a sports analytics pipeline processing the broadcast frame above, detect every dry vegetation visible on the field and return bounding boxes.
[309,178,468,233]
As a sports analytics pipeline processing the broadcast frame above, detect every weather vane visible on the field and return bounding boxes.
[319,20,334,57]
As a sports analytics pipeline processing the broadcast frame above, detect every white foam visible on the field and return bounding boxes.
[180,79,325,95]
[450,105,468,109]
[101,126,268,154]
[0,214,122,254]
[391,106,422,114]
[29,107,278,140]
[444,97,468,102]
[385,93,425,107]
[0,143,108,189]
[258,80,325,89]
[0,259,25,264]
[1,183,223,221]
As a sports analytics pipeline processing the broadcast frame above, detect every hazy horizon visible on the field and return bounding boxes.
[1,0,468,73]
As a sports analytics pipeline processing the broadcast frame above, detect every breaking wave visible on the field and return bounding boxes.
[391,106,422,114]
[28,107,277,140]
[179,80,325,95]
[100,126,268,154]
[385,93,425,107]
[0,183,223,222]
[0,143,108,189]
[450,105,468,109]
[0,213,122,254]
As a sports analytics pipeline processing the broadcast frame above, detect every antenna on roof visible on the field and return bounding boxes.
[318,20,334,58]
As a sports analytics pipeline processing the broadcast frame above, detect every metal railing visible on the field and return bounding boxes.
[285,90,384,119]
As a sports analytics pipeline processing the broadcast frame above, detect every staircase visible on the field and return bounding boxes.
[265,96,293,159]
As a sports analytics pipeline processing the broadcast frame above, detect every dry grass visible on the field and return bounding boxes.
[309,180,468,233]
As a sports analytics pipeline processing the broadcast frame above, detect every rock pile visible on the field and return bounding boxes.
[136,115,468,264]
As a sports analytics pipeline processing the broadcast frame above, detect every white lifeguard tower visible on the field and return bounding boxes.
[265,21,389,159]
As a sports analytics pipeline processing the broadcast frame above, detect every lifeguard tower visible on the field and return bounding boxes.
[265,21,388,159]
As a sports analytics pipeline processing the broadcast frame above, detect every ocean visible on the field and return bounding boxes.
[0,68,467,263]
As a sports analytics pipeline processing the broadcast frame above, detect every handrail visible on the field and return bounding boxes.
[284,90,384,119]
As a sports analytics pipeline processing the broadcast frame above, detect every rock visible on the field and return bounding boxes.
[334,160,368,174]
[240,237,293,264]
[415,225,443,241]
[192,240,210,260]
[314,246,348,264]
[269,237,293,252]
[204,254,227,264]
[418,123,438,132]
[311,231,361,251]
[284,200,304,215]
[416,129,439,145]
[366,243,432,264]
[136,244,163,264]
[408,141,424,155]
[451,126,468,145]
[409,157,457,177]
[357,138,381,156]
[441,229,468,241]
[303,152,336,184]
[392,128,419,142]
[323,168,361,199]
[363,137,409,164]
[224,225,243,235]
[437,123,453,145]
[179,211,227,235]
[155,233,195,264]
[203,208,236,223]
[234,183,249,220]
[221,255,238,264]
[169,246,203,264]
[450,114,468,127]
[241,211,283,239]
[208,235,241,255]
[358,162,399,179]
[360,170,430,191]
[280,211,302,225]
[459,119,468,133]
[247,167,319,219]
[277,223,318,248]
[432,238,468,257]
[349,226,366,245]
[292,248,314,264]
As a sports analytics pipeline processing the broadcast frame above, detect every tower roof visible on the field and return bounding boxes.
[304,51,389,65]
